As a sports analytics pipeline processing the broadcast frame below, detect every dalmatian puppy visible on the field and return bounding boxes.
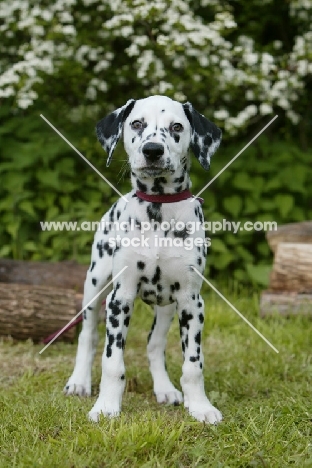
[64,95,222,424]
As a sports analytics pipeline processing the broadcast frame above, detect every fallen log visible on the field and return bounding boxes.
[267,221,312,253]
[0,259,87,292]
[260,291,312,317]
[269,243,312,292]
[0,283,80,342]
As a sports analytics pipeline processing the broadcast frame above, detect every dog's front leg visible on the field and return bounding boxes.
[88,287,134,421]
[64,269,110,397]
[178,294,222,424]
[64,242,113,397]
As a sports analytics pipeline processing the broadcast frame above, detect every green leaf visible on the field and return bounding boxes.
[234,268,249,282]
[257,241,270,256]
[23,241,38,252]
[264,178,283,191]
[46,205,60,220]
[275,194,294,218]
[252,176,265,193]
[260,199,276,211]
[2,172,28,191]
[6,220,20,240]
[36,170,61,190]
[0,244,11,256]
[223,232,239,246]
[223,196,242,217]
[245,264,272,287]
[236,245,254,263]
[214,252,235,269]
[232,173,255,191]
[279,165,307,193]
[19,200,36,218]
[210,238,228,252]
[57,158,75,175]
[291,207,305,222]
[244,198,258,215]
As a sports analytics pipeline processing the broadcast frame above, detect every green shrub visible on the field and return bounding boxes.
[1,103,311,287]
[0,103,123,263]
[192,136,312,286]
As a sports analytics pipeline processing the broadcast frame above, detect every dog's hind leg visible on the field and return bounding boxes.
[178,293,222,424]
[147,304,183,405]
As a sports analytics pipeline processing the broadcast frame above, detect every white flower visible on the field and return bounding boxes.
[41,10,53,21]
[158,81,173,93]
[62,25,76,35]
[273,40,283,49]
[0,87,15,98]
[86,85,97,100]
[58,11,73,23]
[172,91,186,101]
[18,96,33,108]
[297,59,308,75]
[120,26,133,37]
[287,110,300,124]
[94,60,110,72]
[32,25,44,36]
[214,109,229,120]
[98,81,108,92]
[277,97,290,109]
[245,90,254,100]
[157,35,169,46]
[244,52,258,66]
[198,55,209,67]
[245,104,258,117]
[126,43,139,57]
[259,103,273,115]
[277,70,290,79]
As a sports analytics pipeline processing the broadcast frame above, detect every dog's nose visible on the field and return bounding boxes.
[142,143,164,161]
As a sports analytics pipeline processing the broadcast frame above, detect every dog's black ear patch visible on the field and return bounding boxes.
[183,102,222,170]
[96,99,136,166]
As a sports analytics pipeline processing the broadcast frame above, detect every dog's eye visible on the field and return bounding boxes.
[171,123,183,132]
[131,120,143,130]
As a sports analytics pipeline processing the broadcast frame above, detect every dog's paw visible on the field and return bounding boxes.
[188,403,222,424]
[64,383,91,396]
[155,389,183,406]
[64,375,91,396]
[88,403,120,422]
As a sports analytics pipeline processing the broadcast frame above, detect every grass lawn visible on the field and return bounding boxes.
[0,286,311,467]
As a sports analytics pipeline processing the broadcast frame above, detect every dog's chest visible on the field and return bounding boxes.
[119,197,204,249]
[114,197,206,286]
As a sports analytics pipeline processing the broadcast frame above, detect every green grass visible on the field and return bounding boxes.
[1,287,312,467]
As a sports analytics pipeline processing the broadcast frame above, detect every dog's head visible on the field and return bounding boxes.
[96,95,222,177]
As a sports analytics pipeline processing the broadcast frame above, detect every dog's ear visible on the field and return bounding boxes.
[182,102,222,170]
[96,99,136,166]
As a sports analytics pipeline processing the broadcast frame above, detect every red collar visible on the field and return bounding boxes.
[136,189,203,204]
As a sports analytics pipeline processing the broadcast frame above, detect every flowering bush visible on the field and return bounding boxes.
[0,0,311,134]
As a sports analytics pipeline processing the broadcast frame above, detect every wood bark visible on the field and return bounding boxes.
[0,259,87,292]
[267,221,312,253]
[260,291,312,317]
[269,243,312,292]
[0,283,81,342]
